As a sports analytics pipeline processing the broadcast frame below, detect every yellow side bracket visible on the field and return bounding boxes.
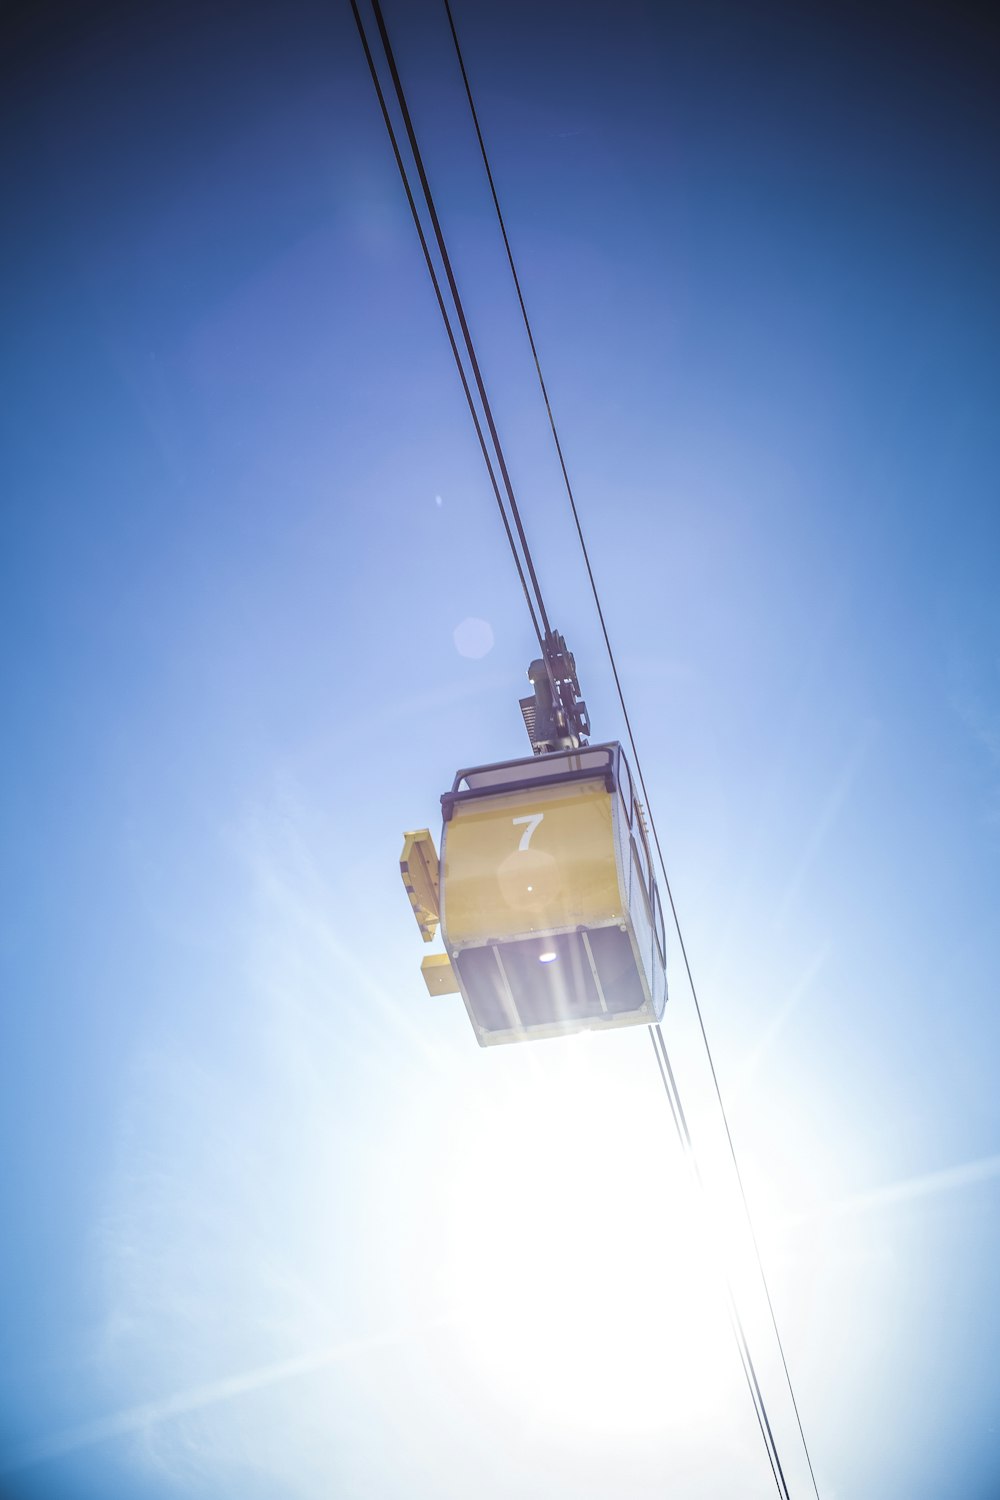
[400,828,441,943]
[421,952,459,996]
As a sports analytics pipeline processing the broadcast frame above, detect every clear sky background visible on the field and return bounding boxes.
[2,1,999,1497]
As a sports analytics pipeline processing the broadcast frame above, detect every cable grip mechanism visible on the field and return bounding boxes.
[519,629,590,754]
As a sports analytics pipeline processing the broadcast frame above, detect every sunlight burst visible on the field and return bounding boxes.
[442,1043,737,1438]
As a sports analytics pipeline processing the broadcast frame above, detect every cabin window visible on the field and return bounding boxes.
[631,829,651,900]
[653,883,666,967]
[618,752,634,826]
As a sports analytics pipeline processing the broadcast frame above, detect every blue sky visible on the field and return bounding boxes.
[2,1,999,1496]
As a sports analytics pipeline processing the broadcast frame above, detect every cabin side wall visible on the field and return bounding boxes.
[437,746,666,1043]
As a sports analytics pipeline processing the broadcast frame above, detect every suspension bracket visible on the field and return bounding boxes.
[519,629,590,754]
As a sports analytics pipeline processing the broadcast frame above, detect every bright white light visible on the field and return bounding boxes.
[538,950,558,963]
[443,1044,737,1439]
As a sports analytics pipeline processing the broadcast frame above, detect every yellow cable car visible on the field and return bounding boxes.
[401,741,668,1045]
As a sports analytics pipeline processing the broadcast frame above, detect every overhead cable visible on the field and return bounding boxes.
[352,1,819,1494]
[649,1026,791,1500]
[348,0,546,655]
[354,0,565,713]
[353,2,792,1491]
[442,5,823,1497]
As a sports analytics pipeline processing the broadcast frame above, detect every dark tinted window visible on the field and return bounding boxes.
[632,830,651,899]
[618,752,634,825]
[653,884,666,966]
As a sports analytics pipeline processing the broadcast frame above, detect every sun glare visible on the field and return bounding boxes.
[442,1040,738,1439]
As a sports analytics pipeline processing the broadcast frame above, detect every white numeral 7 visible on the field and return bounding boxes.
[513,812,544,852]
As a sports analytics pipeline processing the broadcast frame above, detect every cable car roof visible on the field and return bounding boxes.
[444,742,622,818]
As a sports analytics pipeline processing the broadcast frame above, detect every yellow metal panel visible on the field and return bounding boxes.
[400,829,441,943]
[421,953,460,996]
[442,779,621,944]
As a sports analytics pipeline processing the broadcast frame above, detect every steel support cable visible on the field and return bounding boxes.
[349,0,545,654]
[354,0,811,1490]
[361,0,564,720]
[649,1028,791,1500]
[443,7,823,1497]
[442,0,585,570]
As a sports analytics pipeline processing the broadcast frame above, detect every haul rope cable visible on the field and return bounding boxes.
[352,0,566,712]
[352,0,797,1488]
[350,1,805,1493]
[348,0,546,664]
[649,1025,789,1499]
[441,5,824,1497]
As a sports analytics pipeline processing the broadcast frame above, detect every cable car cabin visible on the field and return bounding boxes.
[402,743,667,1046]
